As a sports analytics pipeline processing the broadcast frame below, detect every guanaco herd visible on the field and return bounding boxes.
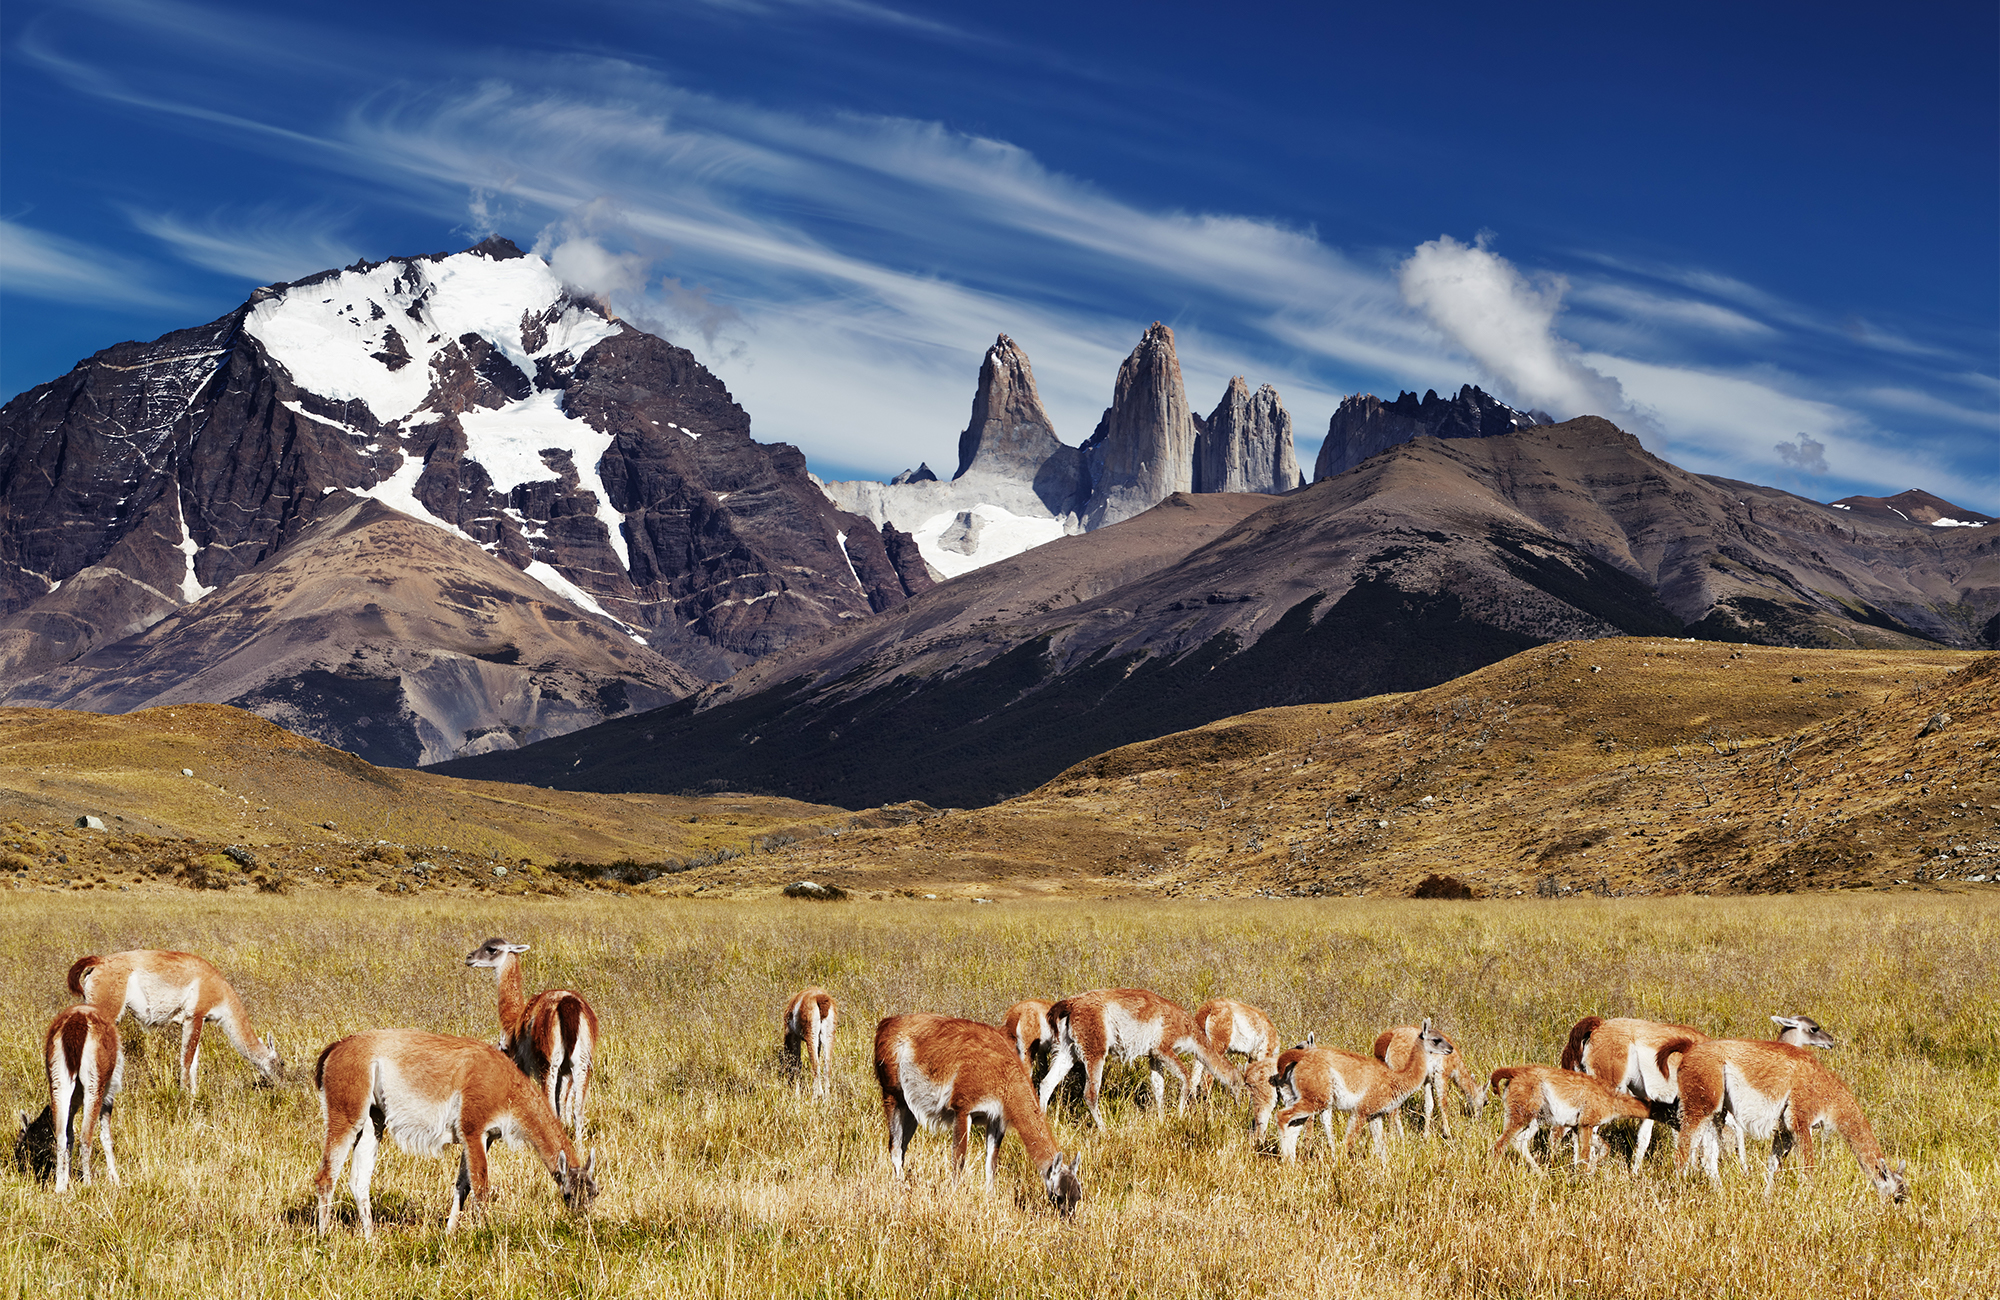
[14,947,1910,1239]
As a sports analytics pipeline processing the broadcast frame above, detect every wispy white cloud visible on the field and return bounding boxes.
[125,206,361,284]
[1398,233,1640,425]
[1567,280,1776,338]
[0,218,189,309]
[1856,385,2000,430]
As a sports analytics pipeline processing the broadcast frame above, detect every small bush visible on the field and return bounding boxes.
[1410,873,1476,900]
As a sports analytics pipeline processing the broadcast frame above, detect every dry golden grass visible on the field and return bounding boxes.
[2,890,1994,1298]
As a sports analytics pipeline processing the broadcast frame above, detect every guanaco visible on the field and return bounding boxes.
[1270,1019,1452,1163]
[1001,1000,1056,1077]
[1374,1024,1487,1139]
[1661,1035,1907,1201]
[1038,988,1243,1129]
[463,937,598,1136]
[784,987,839,1099]
[875,1014,1083,1216]
[1488,1064,1652,1173]
[16,1005,124,1192]
[313,1029,598,1239]
[68,950,282,1093]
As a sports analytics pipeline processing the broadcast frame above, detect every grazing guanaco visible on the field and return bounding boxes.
[1191,998,1280,1131]
[67,950,282,1093]
[1000,1000,1056,1078]
[1488,1064,1651,1174]
[313,1029,598,1239]
[1661,1036,1906,1201]
[463,938,598,1137]
[1038,988,1243,1130]
[874,1014,1083,1216]
[1270,1019,1452,1164]
[1374,1024,1487,1139]
[784,987,839,1099]
[1563,1013,1837,1170]
[15,1006,124,1192]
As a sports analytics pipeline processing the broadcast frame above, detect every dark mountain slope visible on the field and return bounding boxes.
[442,417,1994,807]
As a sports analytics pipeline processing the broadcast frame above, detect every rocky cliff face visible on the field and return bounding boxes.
[0,239,927,759]
[952,335,1083,510]
[1079,323,1199,528]
[1196,377,1301,494]
[822,334,1083,579]
[1312,384,1550,481]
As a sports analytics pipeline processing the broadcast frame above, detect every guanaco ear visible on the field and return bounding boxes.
[15,1112,25,1133]
[1771,1015,1796,1029]
[1305,1031,1315,1048]
[505,942,531,954]
[558,1151,570,1177]
[1070,1151,1083,1176]
[585,1148,598,1177]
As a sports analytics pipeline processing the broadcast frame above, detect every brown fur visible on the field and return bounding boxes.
[1037,988,1243,1130]
[1000,1000,1056,1074]
[464,938,598,1137]
[69,949,282,1092]
[874,1014,1082,1216]
[312,1028,598,1239]
[1191,999,1281,1134]
[784,987,839,1099]
[1559,1014,1708,1167]
[1488,1064,1651,1173]
[1270,1019,1453,1164]
[17,1006,123,1192]
[1668,1038,1906,1201]
[1373,1025,1487,1139]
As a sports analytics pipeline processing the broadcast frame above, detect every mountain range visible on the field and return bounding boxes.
[3,239,1995,793]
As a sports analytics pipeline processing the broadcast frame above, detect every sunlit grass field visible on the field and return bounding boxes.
[2,891,1993,1298]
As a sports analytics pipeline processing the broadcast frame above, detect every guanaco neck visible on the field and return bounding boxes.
[492,953,528,1042]
[212,983,277,1074]
[510,1079,582,1179]
[1002,1074,1063,1175]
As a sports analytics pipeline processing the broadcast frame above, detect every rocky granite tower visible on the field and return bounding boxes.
[1313,384,1551,481]
[1079,322,1199,528]
[1195,377,1301,494]
[952,335,1084,514]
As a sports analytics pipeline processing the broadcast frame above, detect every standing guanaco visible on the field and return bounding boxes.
[463,937,598,1137]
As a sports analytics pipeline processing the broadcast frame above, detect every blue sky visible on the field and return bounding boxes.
[3,0,1995,508]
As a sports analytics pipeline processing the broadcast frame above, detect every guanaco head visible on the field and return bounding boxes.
[557,1148,599,1215]
[1043,1151,1083,1218]
[1417,1018,1453,1061]
[257,1030,286,1084]
[13,1108,56,1183]
[1771,1015,1837,1049]
[1865,1155,1909,1203]
[465,937,530,971]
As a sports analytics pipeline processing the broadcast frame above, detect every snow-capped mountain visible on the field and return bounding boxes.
[0,238,931,763]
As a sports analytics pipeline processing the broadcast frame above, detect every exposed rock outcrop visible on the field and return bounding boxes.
[821,334,1081,579]
[1196,377,1302,494]
[1079,323,1199,528]
[1313,384,1551,481]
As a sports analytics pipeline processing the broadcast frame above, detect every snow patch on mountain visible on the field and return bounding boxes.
[457,392,629,571]
[244,252,616,425]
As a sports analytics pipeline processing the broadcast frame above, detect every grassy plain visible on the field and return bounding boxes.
[2,890,1994,1299]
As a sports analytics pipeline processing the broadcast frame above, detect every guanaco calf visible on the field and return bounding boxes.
[15,1006,124,1192]
[784,987,839,1099]
[1038,988,1243,1129]
[1488,1064,1651,1174]
[1001,1000,1056,1077]
[1374,1024,1487,1139]
[1662,1036,1907,1201]
[1270,1019,1453,1164]
[313,1029,598,1239]
[874,1014,1083,1216]
[464,938,598,1136]
[68,950,282,1093]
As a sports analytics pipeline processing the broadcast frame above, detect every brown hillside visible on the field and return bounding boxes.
[0,702,848,895]
[748,639,1999,899]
